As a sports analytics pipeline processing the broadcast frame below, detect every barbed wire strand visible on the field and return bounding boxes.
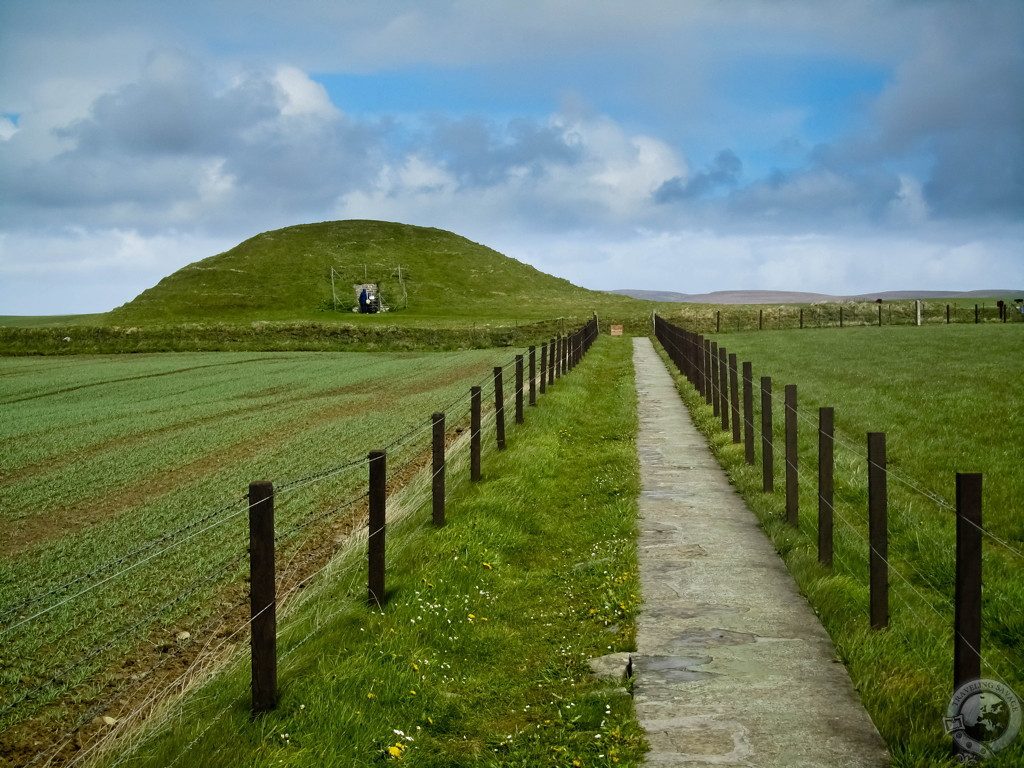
[0,494,248,623]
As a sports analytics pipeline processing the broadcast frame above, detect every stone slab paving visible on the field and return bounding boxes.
[630,337,889,767]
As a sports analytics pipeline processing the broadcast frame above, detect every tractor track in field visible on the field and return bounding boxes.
[1,359,494,558]
[0,357,290,406]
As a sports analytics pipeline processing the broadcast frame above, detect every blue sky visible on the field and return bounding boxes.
[0,0,1021,314]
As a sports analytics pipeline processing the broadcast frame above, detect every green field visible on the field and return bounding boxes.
[656,323,1023,766]
[73,336,645,768]
[0,346,531,763]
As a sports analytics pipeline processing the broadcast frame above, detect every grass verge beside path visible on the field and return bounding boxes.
[103,337,646,768]
[653,328,1023,768]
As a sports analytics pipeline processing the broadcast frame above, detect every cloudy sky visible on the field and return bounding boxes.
[1,1,1022,314]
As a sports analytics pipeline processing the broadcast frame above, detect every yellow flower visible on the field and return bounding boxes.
[386,742,405,758]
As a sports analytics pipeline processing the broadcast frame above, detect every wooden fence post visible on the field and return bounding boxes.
[818,407,834,567]
[716,310,721,333]
[785,384,798,526]
[515,355,524,424]
[704,340,713,405]
[696,334,706,398]
[878,304,882,327]
[494,367,506,450]
[953,473,982,697]
[368,450,387,607]
[248,480,277,714]
[431,413,445,527]
[718,347,730,432]
[743,362,755,464]
[548,337,555,386]
[868,433,888,629]
[840,306,844,328]
[974,304,979,324]
[470,387,481,481]
[946,304,951,324]
[710,342,720,416]
[759,309,763,330]
[539,343,547,395]
[529,346,537,405]
[761,377,773,492]
[729,353,741,444]
[799,308,804,329]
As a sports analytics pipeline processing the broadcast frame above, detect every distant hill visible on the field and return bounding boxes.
[613,288,1024,305]
[109,220,643,323]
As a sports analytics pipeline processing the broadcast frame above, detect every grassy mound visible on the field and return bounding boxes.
[107,220,642,324]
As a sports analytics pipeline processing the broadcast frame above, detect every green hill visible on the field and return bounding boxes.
[108,220,642,324]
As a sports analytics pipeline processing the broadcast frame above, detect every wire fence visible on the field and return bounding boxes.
[653,314,1022,713]
[664,297,1024,335]
[3,318,600,768]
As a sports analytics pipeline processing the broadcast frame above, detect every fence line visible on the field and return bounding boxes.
[7,316,600,767]
[653,316,1020,563]
[666,299,1024,335]
[652,314,1021,745]
[25,359,517,768]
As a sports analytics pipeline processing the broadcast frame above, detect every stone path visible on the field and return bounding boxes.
[630,337,889,767]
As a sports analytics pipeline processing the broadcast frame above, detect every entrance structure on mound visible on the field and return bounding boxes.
[353,283,388,314]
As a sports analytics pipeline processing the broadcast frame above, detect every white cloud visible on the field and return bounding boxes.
[0,228,233,314]
[503,226,1023,297]
[0,116,17,141]
[273,66,338,118]
[337,112,684,232]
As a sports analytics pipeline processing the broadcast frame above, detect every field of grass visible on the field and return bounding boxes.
[63,336,644,767]
[0,346,539,764]
[656,323,1023,766]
